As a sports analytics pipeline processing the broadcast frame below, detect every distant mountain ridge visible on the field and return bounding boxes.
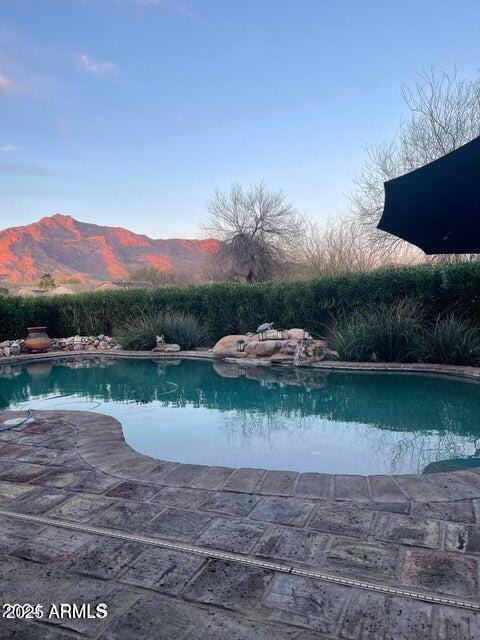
[0,214,219,284]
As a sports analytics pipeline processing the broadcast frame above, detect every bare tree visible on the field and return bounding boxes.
[129,265,198,287]
[298,216,379,275]
[351,68,480,256]
[204,182,304,283]
[129,266,176,287]
[296,214,421,277]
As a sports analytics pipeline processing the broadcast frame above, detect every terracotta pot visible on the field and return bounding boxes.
[25,327,52,353]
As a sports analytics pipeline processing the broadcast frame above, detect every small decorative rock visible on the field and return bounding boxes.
[0,335,122,358]
[10,343,21,356]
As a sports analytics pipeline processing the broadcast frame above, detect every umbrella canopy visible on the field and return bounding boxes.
[377,135,480,254]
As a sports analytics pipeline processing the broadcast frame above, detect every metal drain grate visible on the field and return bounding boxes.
[1,508,479,612]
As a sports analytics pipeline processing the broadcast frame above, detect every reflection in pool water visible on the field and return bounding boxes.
[1,357,480,474]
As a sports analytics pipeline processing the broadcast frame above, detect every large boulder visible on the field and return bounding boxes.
[245,339,282,358]
[286,328,306,341]
[295,339,337,362]
[270,352,295,363]
[279,339,299,355]
[212,328,336,364]
[212,335,251,358]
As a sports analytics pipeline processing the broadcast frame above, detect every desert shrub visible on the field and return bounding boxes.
[368,299,426,362]
[114,312,208,351]
[425,314,480,366]
[330,299,425,362]
[327,311,374,362]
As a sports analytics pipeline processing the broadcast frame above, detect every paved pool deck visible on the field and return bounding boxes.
[0,402,479,639]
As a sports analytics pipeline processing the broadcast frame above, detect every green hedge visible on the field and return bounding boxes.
[1,262,480,343]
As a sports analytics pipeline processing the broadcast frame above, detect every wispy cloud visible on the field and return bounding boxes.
[0,53,56,97]
[77,53,117,75]
[0,72,11,91]
[0,144,22,153]
[0,163,58,176]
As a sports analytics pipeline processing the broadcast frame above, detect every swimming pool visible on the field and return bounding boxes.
[1,357,479,475]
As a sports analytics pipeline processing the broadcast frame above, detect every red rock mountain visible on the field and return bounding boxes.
[0,214,220,284]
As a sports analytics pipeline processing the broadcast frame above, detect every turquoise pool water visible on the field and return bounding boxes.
[1,357,480,474]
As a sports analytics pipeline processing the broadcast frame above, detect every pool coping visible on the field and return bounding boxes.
[1,406,479,505]
[2,351,480,499]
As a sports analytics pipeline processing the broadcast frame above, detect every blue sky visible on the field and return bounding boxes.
[0,0,479,238]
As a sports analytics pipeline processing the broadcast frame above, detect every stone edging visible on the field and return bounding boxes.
[2,349,480,383]
[311,360,480,382]
[0,348,213,367]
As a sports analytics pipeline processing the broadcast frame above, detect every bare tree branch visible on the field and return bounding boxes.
[296,215,419,277]
[351,68,480,257]
[203,182,304,283]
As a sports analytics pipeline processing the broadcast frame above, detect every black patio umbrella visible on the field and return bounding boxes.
[377,135,480,254]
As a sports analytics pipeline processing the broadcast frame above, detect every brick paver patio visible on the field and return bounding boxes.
[0,407,479,639]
